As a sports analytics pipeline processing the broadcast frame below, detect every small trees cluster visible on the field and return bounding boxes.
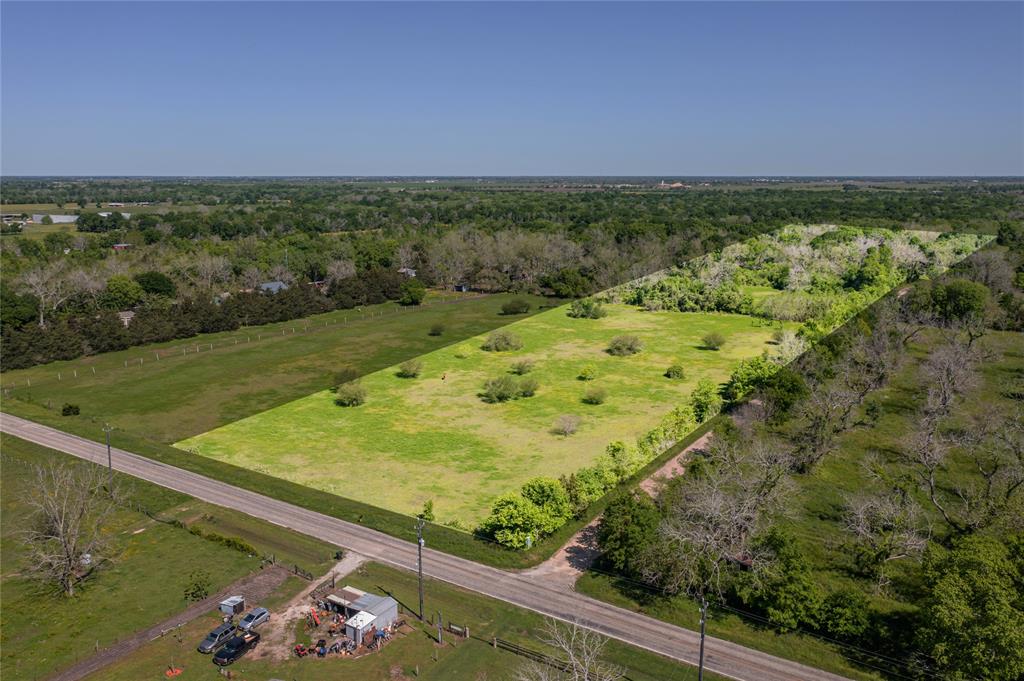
[606,335,642,356]
[582,386,607,405]
[481,330,523,352]
[398,279,426,305]
[510,359,534,375]
[480,375,538,403]
[567,298,607,319]
[481,477,572,549]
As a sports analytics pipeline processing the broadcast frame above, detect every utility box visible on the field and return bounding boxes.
[219,596,245,616]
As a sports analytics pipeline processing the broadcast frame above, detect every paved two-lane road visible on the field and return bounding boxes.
[1,413,851,681]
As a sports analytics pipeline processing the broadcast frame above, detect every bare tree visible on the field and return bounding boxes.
[325,258,357,285]
[18,261,72,327]
[267,263,296,285]
[65,268,106,307]
[512,618,624,681]
[21,462,123,597]
[189,253,231,291]
[239,266,264,290]
[843,487,928,591]
[641,436,792,598]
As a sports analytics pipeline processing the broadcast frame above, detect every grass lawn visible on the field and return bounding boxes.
[86,562,720,681]
[178,303,787,525]
[1,292,550,443]
[0,435,258,681]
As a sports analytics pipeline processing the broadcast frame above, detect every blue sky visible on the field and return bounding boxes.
[2,2,1021,176]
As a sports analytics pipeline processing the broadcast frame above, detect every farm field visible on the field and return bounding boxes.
[179,302,790,525]
[86,561,719,681]
[0,292,549,443]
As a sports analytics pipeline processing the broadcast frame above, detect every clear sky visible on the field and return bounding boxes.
[1,1,1021,176]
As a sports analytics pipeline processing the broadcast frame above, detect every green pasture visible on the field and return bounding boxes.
[179,303,787,525]
[1,292,549,443]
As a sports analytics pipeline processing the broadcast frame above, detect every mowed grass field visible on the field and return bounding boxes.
[179,303,787,525]
[1,292,550,443]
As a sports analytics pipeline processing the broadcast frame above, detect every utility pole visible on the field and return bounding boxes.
[416,517,426,621]
[698,594,708,681]
[103,423,114,492]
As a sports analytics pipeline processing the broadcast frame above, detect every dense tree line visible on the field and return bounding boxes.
[591,233,1024,680]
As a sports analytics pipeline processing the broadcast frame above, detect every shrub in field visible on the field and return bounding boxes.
[417,500,436,522]
[61,403,80,416]
[335,381,367,407]
[510,359,534,375]
[517,377,539,397]
[701,332,726,350]
[480,375,519,403]
[501,298,532,315]
[521,477,573,534]
[552,414,581,436]
[567,298,607,319]
[607,335,642,356]
[577,364,597,381]
[722,355,779,403]
[582,386,607,405]
[332,367,359,388]
[481,493,545,549]
[428,323,445,336]
[691,378,723,422]
[454,343,474,358]
[183,569,212,602]
[665,364,686,379]
[396,359,422,378]
[481,330,523,352]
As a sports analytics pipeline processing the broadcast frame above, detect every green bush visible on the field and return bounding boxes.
[396,359,422,378]
[481,493,545,549]
[510,359,534,375]
[480,375,519,403]
[428,323,445,337]
[691,379,722,422]
[819,588,870,640]
[481,330,523,352]
[61,403,80,416]
[501,298,532,315]
[517,377,539,397]
[664,364,686,379]
[701,332,726,350]
[335,381,367,406]
[567,298,607,319]
[606,335,643,356]
[582,385,607,405]
[577,364,597,381]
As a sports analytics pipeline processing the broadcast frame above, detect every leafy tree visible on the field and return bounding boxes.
[521,478,572,534]
[721,355,779,403]
[690,378,723,423]
[734,528,823,631]
[418,500,436,522]
[760,366,808,421]
[482,493,545,549]
[545,268,593,298]
[598,491,660,575]
[428,322,444,336]
[929,278,990,325]
[481,375,519,403]
[0,285,38,330]
[399,278,426,305]
[818,588,870,640]
[102,275,146,310]
[917,535,1024,681]
[133,271,176,297]
[577,364,597,381]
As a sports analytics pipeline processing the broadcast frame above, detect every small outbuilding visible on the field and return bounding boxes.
[342,592,399,645]
[260,280,289,294]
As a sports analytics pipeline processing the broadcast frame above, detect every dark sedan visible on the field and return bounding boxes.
[212,631,260,666]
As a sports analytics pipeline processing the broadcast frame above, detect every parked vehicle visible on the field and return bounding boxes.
[238,607,270,631]
[213,631,260,666]
[197,623,237,654]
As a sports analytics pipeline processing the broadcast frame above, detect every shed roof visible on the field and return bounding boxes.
[347,611,376,630]
[260,281,289,293]
[350,593,397,616]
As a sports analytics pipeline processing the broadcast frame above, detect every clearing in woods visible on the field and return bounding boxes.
[178,302,790,525]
